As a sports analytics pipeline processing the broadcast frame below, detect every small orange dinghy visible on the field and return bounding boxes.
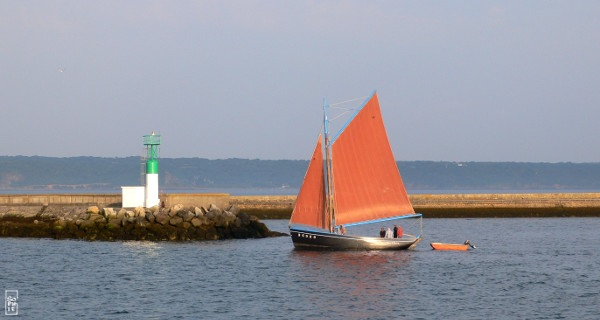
[431,240,476,251]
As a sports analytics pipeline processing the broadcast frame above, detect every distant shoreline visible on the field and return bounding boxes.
[3,192,598,219]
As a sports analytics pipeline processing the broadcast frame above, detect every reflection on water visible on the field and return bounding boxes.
[122,241,162,258]
[289,249,415,318]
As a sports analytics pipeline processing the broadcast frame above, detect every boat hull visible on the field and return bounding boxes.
[430,242,469,251]
[290,227,420,250]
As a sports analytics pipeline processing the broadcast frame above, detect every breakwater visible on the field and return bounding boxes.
[230,193,600,218]
[0,203,285,241]
[1,193,599,220]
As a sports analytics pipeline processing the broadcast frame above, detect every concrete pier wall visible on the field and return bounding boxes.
[0,193,230,209]
[159,193,230,209]
[231,193,600,219]
[409,193,600,218]
[0,194,122,207]
[1,193,599,218]
[230,195,296,219]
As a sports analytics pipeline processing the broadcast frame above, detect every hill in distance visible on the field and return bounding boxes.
[1,156,599,194]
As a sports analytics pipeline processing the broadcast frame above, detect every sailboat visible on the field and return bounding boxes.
[289,91,422,250]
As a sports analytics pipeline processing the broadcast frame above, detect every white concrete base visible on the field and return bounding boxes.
[145,173,159,208]
[122,186,145,208]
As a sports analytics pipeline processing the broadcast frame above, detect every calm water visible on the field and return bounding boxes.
[1,218,598,319]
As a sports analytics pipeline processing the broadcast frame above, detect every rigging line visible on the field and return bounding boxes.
[329,105,354,111]
[330,96,369,107]
[329,110,353,122]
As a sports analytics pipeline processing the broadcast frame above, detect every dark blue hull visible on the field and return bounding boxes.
[290,227,421,250]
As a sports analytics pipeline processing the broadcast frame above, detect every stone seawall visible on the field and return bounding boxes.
[0,193,230,209]
[1,193,599,220]
[0,194,122,207]
[231,193,600,218]
[230,195,296,219]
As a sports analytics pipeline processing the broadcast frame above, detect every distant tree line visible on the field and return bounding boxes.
[1,156,599,192]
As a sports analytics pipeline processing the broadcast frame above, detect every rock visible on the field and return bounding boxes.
[104,208,115,218]
[200,206,208,215]
[89,213,104,222]
[205,210,216,222]
[136,217,149,227]
[117,209,126,219]
[224,211,236,224]
[125,211,135,218]
[107,218,122,229]
[145,212,155,223]
[191,217,203,227]
[148,205,159,214]
[80,218,96,230]
[208,204,222,214]
[181,211,194,222]
[214,211,236,227]
[194,207,203,217]
[134,206,145,217]
[169,216,183,226]
[227,205,240,216]
[238,212,251,223]
[87,206,99,214]
[155,212,170,225]
[170,204,184,217]
[182,221,191,229]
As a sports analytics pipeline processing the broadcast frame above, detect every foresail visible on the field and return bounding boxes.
[331,92,414,226]
[290,135,328,229]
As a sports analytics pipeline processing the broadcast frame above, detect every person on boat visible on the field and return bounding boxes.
[379,227,386,238]
[393,225,398,238]
[340,225,346,235]
[385,227,393,238]
[397,225,403,238]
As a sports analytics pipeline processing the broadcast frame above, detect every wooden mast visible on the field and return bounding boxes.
[323,99,334,233]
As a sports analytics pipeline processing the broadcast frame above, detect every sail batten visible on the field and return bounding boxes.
[289,135,328,229]
[331,92,414,226]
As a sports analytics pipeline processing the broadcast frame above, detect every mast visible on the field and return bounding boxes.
[323,99,334,232]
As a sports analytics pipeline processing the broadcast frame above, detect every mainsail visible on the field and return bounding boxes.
[289,134,328,229]
[330,92,414,226]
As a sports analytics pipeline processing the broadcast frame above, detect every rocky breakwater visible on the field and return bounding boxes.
[0,204,286,241]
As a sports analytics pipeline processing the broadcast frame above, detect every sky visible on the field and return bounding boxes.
[1,1,599,162]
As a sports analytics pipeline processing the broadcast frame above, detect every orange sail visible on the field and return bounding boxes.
[331,92,414,226]
[289,135,328,229]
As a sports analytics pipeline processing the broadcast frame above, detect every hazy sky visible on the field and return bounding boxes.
[1,1,599,162]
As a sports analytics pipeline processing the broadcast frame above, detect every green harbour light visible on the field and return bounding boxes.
[143,132,161,174]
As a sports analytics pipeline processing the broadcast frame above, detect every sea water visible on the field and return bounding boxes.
[0,218,598,319]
